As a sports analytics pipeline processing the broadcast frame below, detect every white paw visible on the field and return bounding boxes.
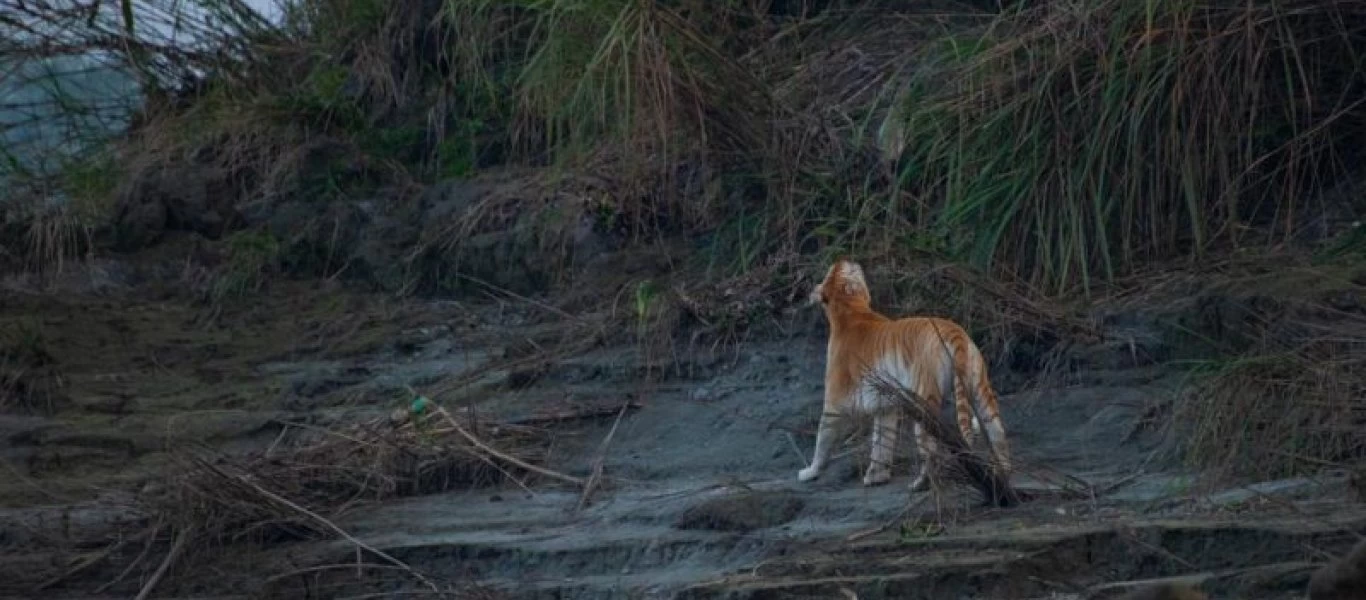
[797,466,820,482]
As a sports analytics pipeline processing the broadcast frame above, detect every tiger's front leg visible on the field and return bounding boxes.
[798,409,838,482]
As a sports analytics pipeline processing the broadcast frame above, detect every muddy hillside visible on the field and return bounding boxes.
[4,0,1366,599]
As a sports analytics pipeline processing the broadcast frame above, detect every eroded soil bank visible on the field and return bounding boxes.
[0,252,1362,600]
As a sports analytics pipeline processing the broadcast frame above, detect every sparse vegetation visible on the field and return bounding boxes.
[1169,271,1366,481]
[0,320,64,414]
[209,228,282,301]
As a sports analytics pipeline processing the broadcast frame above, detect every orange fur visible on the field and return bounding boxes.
[798,258,1012,489]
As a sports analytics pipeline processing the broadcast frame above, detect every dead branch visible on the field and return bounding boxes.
[865,369,1022,508]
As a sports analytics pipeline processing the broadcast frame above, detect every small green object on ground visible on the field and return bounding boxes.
[410,395,430,415]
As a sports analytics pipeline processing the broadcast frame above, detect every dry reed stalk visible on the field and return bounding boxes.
[864,369,1021,508]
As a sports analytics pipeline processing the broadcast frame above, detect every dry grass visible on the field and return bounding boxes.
[149,403,557,537]
[122,400,563,596]
[1106,257,1366,481]
[1173,317,1366,482]
[6,0,1366,304]
[1,0,274,266]
[671,249,809,346]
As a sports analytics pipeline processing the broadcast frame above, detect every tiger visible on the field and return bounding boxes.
[797,257,1012,491]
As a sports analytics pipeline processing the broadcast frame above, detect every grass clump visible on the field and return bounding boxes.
[0,320,66,415]
[435,0,779,246]
[155,404,553,537]
[877,0,1366,294]
[1179,349,1366,482]
[208,228,283,302]
[1122,256,1366,481]
[1171,286,1366,481]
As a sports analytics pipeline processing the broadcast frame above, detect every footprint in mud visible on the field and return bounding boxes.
[673,491,806,532]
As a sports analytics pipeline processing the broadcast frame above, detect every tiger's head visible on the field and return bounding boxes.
[810,257,871,310]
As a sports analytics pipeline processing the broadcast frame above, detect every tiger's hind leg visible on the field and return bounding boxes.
[908,421,941,492]
[954,372,980,448]
[863,411,899,486]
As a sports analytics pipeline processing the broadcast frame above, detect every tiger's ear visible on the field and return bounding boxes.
[838,261,867,296]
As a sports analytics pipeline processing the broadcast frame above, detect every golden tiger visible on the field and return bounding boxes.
[798,258,1012,490]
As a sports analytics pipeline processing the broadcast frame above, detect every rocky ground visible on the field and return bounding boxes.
[0,247,1362,600]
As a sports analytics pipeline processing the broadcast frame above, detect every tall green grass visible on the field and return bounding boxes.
[877,0,1366,294]
[445,0,766,147]
[438,0,776,235]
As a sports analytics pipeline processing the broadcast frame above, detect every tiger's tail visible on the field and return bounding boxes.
[945,327,1010,473]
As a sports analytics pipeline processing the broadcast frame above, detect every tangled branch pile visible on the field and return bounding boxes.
[147,404,557,546]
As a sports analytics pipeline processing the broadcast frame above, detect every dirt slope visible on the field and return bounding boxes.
[1,257,1362,599]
